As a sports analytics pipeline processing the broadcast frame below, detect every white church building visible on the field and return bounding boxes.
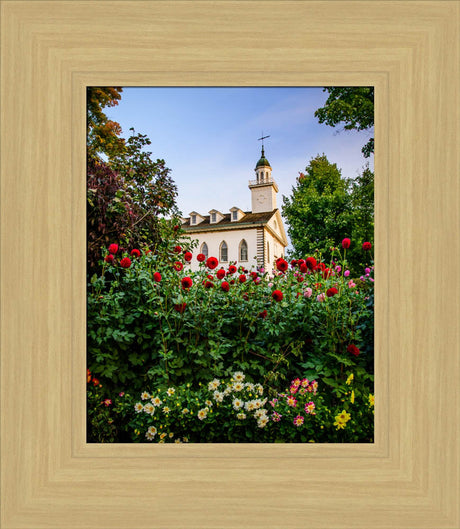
[181,147,288,274]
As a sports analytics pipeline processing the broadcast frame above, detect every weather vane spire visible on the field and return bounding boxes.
[258,132,270,155]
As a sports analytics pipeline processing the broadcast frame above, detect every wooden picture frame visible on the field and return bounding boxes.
[1,2,458,527]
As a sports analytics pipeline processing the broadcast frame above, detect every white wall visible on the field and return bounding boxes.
[182,228,259,272]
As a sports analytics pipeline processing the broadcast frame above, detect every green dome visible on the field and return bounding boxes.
[255,146,271,169]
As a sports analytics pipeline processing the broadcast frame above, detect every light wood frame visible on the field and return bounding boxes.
[1,1,458,527]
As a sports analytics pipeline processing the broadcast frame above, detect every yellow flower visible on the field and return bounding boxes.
[334,420,347,430]
[368,394,375,407]
[346,373,354,385]
[350,390,355,404]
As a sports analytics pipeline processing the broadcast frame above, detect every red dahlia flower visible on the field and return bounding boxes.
[184,251,193,262]
[92,378,100,386]
[272,290,283,302]
[216,269,226,280]
[206,257,218,270]
[306,257,317,270]
[174,245,182,253]
[297,275,304,283]
[173,225,180,232]
[276,259,288,272]
[258,310,268,319]
[221,281,230,292]
[108,243,119,254]
[228,265,237,274]
[153,272,162,282]
[120,257,131,268]
[291,259,298,267]
[104,254,114,263]
[181,277,193,289]
[342,238,351,249]
[173,262,183,271]
[322,268,332,279]
[299,263,308,273]
[347,344,360,356]
[197,253,206,262]
[362,241,372,251]
[130,249,141,257]
[239,274,247,283]
[174,303,187,313]
[326,287,338,297]
[205,281,214,289]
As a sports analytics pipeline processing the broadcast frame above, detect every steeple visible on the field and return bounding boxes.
[248,144,278,213]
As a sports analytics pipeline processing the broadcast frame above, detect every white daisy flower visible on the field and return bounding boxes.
[253,399,263,409]
[237,412,246,420]
[257,417,269,428]
[205,400,213,407]
[244,401,256,412]
[197,408,208,421]
[255,384,264,395]
[232,398,244,410]
[159,432,167,440]
[163,406,170,414]
[166,388,175,396]
[141,391,150,400]
[151,396,162,407]
[169,432,174,438]
[182,408,190,414]
[232,382,244,392]
[254,408,268,419]
[245,382,255,391]
[143,403,155,415]
[147,426,157,435]
[145,431,156,441]
[223,386,233,396]
[134,402,144,413]
[213,391,224,402]
[208,379,220,391]
[233,371,245,382]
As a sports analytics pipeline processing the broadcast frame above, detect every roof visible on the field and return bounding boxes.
[182,210,276,230]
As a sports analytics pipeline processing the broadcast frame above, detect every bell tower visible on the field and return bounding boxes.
[249,145,279,213]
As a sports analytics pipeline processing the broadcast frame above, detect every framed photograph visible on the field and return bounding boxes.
[1,1,458,527]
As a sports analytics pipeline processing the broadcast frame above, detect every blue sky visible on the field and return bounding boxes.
[105,87,373,218]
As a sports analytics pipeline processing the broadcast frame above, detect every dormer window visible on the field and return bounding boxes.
[232,210,238,221]
[211,213,216,223]
[191,215,196,225]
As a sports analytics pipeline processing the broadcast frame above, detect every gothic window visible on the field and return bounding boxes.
[201,242,208,258]
[240,239,248,261]
[220,241,228,262]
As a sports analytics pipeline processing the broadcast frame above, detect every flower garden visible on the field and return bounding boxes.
[87,220,374,443]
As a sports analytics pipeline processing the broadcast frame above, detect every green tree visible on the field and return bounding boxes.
[87,87,125,161]
[282,154,353,263]
[315,87,374,158]
[86,89,179,273]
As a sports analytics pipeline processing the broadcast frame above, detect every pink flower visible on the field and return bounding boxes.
[272,412,282,422]
[365,267,371,274]
[305,401,316,414]
[316,293,325,302]
[348,280,356,288]
[304,287,313,298]
[103,399,112,407]
[286,395,297,407]
[344,270,350,277]
[293,415,304,426]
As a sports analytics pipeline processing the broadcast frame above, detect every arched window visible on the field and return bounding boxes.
[266,241,270,264]
[239,239,248,261]
[200,242,208,258]
[220,241,228,262]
